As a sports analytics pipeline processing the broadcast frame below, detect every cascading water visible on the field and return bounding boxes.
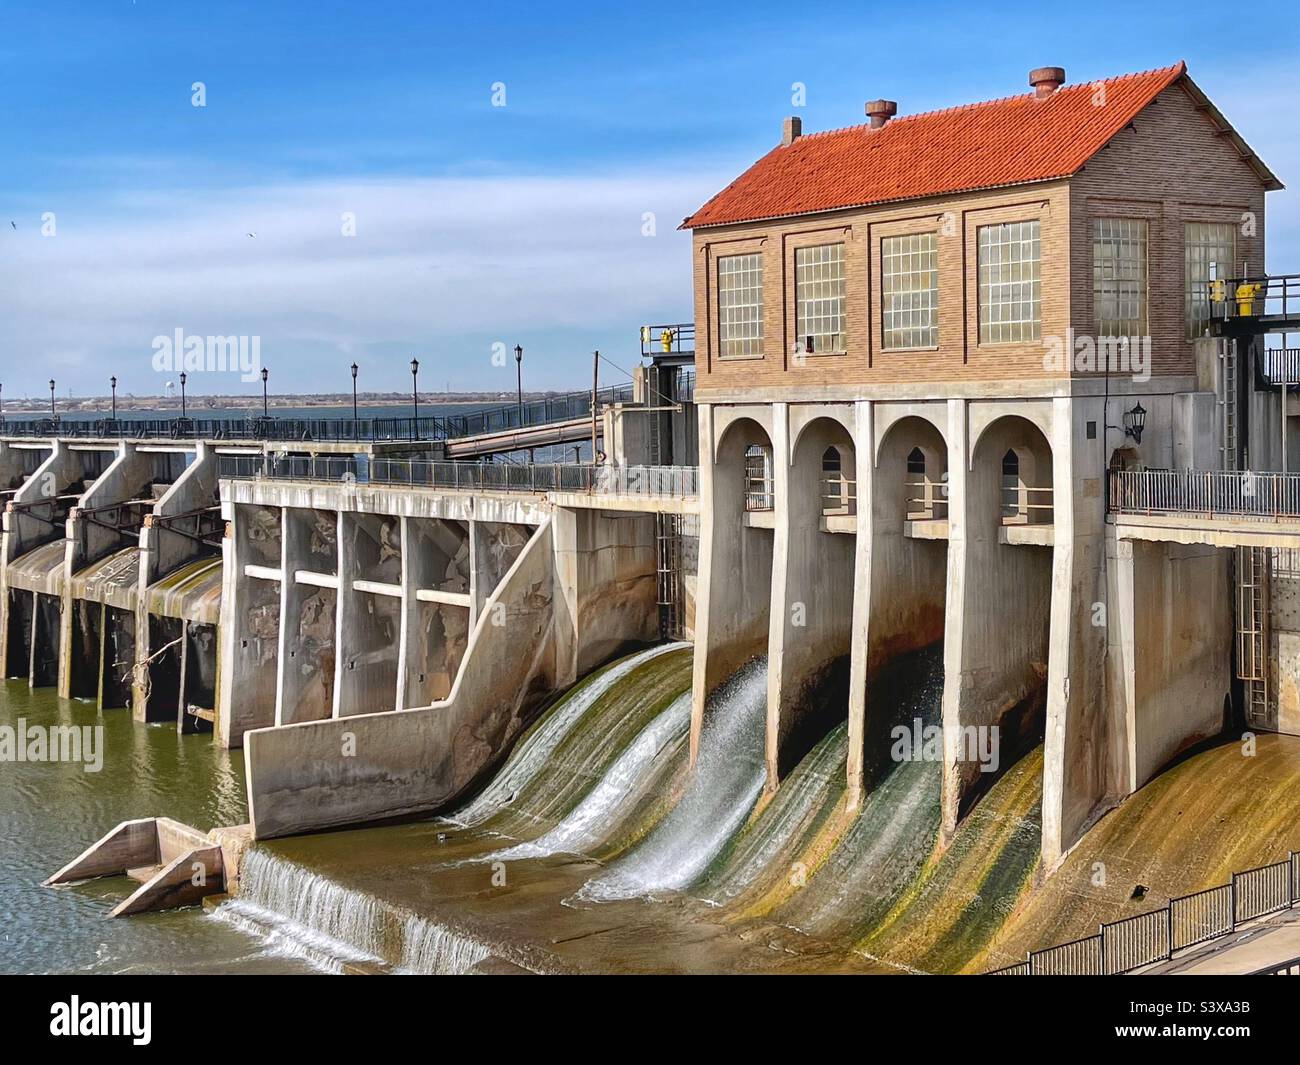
[211,848,500,974]
[448,643,685,830]
[577,657,768,902]
[481,691,691,863]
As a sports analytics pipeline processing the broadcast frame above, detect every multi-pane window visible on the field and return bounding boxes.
[795,243,846,354]
[978,221,1041,344]
[1093,219,1148,337]
[882,233,938,349]
[718,253,764,358]
[1185,222,1236,339]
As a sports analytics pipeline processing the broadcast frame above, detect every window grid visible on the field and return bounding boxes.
[795,243,846,354]
[882,233,938,349]
[978,221,1041,344]
[1185,222,1236,340]
[718,253,764,358]
[1093,218,1148,338]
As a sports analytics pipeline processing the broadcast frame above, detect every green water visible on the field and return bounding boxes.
[0,680,313,974]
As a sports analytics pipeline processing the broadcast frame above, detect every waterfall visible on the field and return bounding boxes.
[578,657,768,902]
[210,847,497,974]
[481,691,691,863]
[396,915,492,975]
[447,643,685,829]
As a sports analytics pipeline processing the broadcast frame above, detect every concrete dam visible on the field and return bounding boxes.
[16,60,1300,976]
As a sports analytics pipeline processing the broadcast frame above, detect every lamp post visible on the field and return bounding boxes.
[179,371,188,419]
[110,376,117,419]
[514,344,524,421]
[1,381,5,424]
[350,362,359,421]
[261,366,269,418]
[49,378,56,421]
[410,358,420,436]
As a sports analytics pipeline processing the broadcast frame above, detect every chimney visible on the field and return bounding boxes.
[865,99,898,129]
[782,115,802,146]
[1029,66,1066,98]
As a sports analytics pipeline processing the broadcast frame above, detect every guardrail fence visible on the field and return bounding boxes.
[987,851,1300,975]
[1109,468,1300,521]
[216,454,699,499]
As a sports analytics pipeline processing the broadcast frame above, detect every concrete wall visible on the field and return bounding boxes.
[276,507,337,726]
[217,504,281,747]
[1111,539,1232,788]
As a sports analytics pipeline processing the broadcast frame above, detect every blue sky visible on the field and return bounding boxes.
[2,0,1297,399]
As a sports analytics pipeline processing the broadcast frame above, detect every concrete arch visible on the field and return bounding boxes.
[968,404,1054,470]
[792,416,857,516]
[791,404,856,456]
[873,404,948,466]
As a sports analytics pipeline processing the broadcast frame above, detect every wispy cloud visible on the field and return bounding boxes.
[0,171,720,396]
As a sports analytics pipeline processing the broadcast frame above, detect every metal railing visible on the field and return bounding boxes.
[987,851,1300,975]
[639,323,696,360]
[821,475,856,516]
[1001,483,1054,524]
[0,376,673,443]
[217,454,698,498]
[1262,348,1300,386]
[905,477,949,521]
[1109,468,1300,521]
[1210,273,1300,324]
[744,475,775,512]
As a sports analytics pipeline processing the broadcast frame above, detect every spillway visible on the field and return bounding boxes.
[577,656,768,901]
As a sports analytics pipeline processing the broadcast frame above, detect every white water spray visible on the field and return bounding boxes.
[482,692,691,863]
[448,643,684,829]
[578,657,768,902]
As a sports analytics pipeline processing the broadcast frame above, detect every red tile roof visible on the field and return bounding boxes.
[683,63,1192,229]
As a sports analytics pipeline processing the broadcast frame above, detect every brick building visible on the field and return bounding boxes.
[680,63,1285,866]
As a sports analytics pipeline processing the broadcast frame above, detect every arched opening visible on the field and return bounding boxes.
[949,414,1055,826]
[699,417,777,724]
[769,416,858,776]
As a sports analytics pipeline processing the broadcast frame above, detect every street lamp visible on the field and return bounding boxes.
[179,371,188,419]
[49,378,56,421]
[1122,401,1146,445]
[110,376,117,419]
[514,344,524,420]
[350,362,359,421]
[261,366,269,418]
[410,358,420,430]
[1,381,5,424]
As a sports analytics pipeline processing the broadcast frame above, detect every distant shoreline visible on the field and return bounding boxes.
[0,391,573,414]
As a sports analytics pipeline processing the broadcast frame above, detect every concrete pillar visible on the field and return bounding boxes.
[1042,396,1108,867]
[1,442,65,679]
[846,399,874,809]
[764,403,791,790]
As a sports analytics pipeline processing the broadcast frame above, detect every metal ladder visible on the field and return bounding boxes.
[655,513,683,639]
[1235,545,1273,729]
[1219,339,1239,471]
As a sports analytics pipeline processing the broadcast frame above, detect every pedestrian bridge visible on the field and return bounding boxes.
[1109,468,1300,548]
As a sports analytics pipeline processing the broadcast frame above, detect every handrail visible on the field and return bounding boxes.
[986,850,1300,975]
[1109,468,1300,521]
[216,454,699,498]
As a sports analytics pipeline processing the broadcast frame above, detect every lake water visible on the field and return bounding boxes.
[0,680,313,974]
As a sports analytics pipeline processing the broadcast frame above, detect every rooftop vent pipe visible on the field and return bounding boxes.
[1030,66,1066,97]
[865,99,897,129]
